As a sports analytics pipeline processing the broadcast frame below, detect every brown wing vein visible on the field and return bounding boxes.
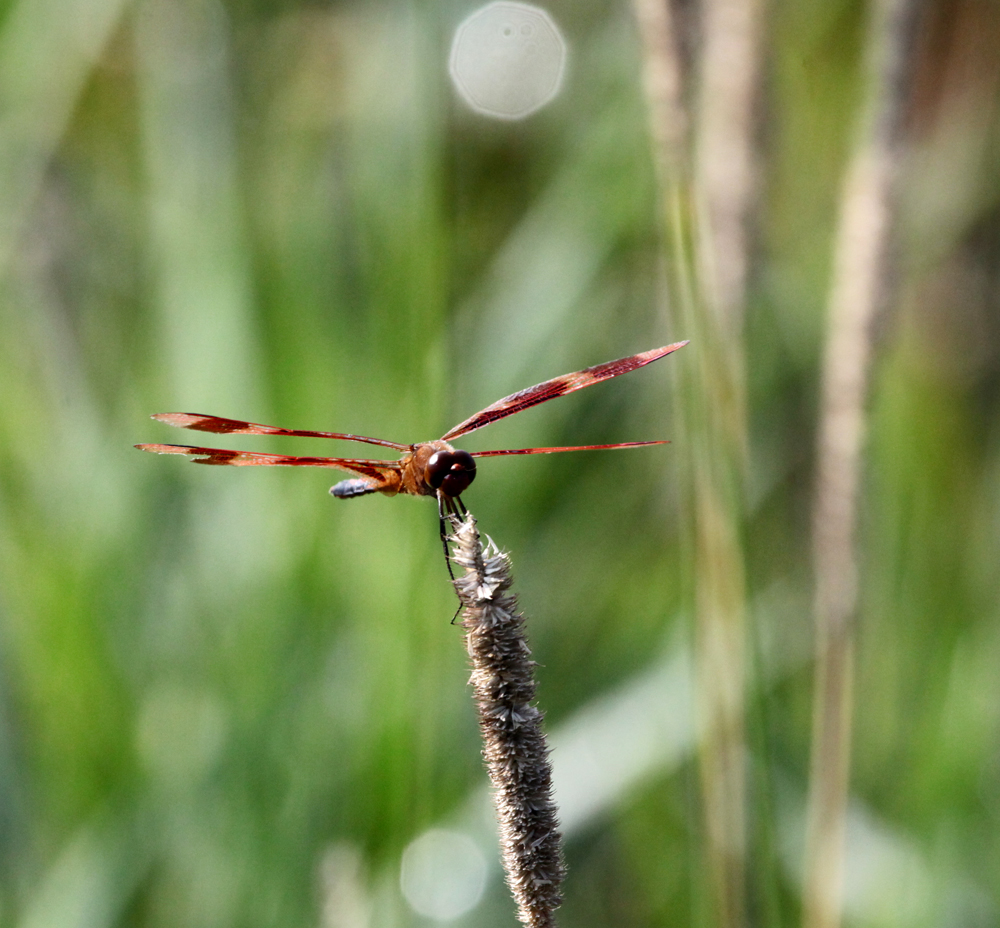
[152,413,409,451]
[470,441,669,457]
[135,444,400,487]
[441,341,688,441]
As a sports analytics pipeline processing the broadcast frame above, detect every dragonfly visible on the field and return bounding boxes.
[137,342,687,528]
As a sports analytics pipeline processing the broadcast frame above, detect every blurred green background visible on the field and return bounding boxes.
[1,0,999,925]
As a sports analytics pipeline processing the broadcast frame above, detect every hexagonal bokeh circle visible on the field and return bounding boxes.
[449,2,567,120]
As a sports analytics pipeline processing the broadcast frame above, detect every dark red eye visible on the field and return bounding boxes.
[425,451,451,489]
[426,449,476,496]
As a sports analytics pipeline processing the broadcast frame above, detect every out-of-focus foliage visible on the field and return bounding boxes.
[0,0,997,925]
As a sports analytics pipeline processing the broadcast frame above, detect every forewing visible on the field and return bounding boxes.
[470,440,668,457]
[136,443,401,489]
[441,341,688,441]
[152,413,409,451]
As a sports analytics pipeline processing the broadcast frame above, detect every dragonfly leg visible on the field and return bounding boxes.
[438,492,458,584]
[439,493,474,622]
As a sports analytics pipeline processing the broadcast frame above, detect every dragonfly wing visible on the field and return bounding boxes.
[151,413,409,451]
[136,443,402,490]
[470,441,669,457]
[441,341,687,441]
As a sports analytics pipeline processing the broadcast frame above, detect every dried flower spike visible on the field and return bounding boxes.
[449,514,566,928]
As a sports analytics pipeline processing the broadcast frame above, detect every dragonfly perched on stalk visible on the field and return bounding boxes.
[137,341,687,539]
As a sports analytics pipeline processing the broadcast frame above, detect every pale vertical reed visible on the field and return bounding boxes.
[693,0,762,333]
[804,1,920,927]
[632,1,759,925]
[449,514,566,928]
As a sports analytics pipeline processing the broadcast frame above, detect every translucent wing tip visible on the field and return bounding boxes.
[648,340,688,358]
[136,443,184,453]
[151,413,213,429]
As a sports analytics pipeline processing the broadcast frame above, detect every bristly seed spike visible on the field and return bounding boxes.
[451,514,565,927]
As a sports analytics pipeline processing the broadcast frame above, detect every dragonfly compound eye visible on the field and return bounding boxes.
[426,449,477,496]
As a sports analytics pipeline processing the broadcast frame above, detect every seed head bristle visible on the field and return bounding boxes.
[449,514,566,928]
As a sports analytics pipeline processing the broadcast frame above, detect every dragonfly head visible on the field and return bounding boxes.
[426,448,476,498]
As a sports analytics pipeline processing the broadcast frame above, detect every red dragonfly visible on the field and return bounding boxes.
[137,342,687,516]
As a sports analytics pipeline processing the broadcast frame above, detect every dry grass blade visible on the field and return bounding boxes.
[694,0,763,332]
[449,514,566,928]
[805,1,921,927]
[632,1,756,925]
